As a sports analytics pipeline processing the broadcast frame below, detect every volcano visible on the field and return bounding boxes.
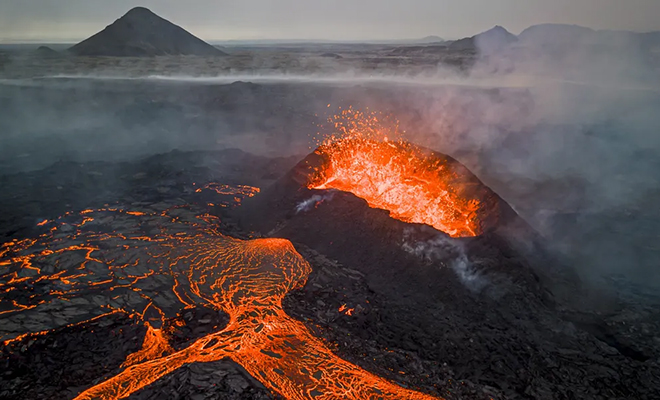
[222,136,660,399]
[68,7,226,57]
[234,135,577,302]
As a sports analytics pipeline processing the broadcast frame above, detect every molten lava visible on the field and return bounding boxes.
[0,183,439,400]
[310,138,482,238]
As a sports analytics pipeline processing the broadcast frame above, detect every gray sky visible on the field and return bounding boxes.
[1,0,660,42]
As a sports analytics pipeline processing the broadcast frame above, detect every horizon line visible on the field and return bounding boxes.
[0,37,450,45]
[2,23,659,46]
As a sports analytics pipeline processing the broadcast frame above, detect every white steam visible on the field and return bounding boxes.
[451,253,489,294]
[295,192,336,214]
[402,231,489,293]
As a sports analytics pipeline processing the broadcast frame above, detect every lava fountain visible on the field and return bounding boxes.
[308,108,489,237]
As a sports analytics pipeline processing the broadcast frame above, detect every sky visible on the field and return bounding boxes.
[1,0,660,43]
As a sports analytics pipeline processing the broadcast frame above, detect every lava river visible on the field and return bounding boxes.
[0,186,438,399]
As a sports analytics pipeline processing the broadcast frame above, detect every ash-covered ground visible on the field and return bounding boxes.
[1,38,660,399]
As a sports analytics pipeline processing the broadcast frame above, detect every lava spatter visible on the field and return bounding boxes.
[0,185,439,399]
[310,109,483,238]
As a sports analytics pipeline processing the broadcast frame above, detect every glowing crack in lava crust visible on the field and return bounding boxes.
[310,110,482,237]
[0,187,439,399]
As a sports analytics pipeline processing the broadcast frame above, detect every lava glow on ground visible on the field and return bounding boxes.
[0,185,438,399]
[310,109,482,238]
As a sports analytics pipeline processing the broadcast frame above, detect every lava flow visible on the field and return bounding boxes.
[0,185,439,399]
[310,109,483,237]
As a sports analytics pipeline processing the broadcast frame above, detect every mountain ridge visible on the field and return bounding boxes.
[446,23,660,52]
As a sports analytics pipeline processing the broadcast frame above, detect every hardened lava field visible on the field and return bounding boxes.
[0,187,439,400]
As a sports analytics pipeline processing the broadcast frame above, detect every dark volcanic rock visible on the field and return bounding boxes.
[68,7,226,57]
[129,360,277,400]
[0,313,144,400]
[273,218,660,399]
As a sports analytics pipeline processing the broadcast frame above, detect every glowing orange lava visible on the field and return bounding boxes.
[338,304,354,316]
[0,183,440,400]
[120,325,173,368]
[310,110,482,237]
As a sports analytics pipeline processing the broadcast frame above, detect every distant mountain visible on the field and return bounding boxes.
[518,23,660,50]
[387,28,512,58]
[444,23,660,54]
[69,7,226,57]
[518,24,594,45]
[475,26,518,50]
[34,46,62,58]
[449,26,517,51]
[417,35,444,44]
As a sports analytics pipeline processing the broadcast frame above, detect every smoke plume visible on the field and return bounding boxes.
[402,231,489,293]
[295,192,336,214]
